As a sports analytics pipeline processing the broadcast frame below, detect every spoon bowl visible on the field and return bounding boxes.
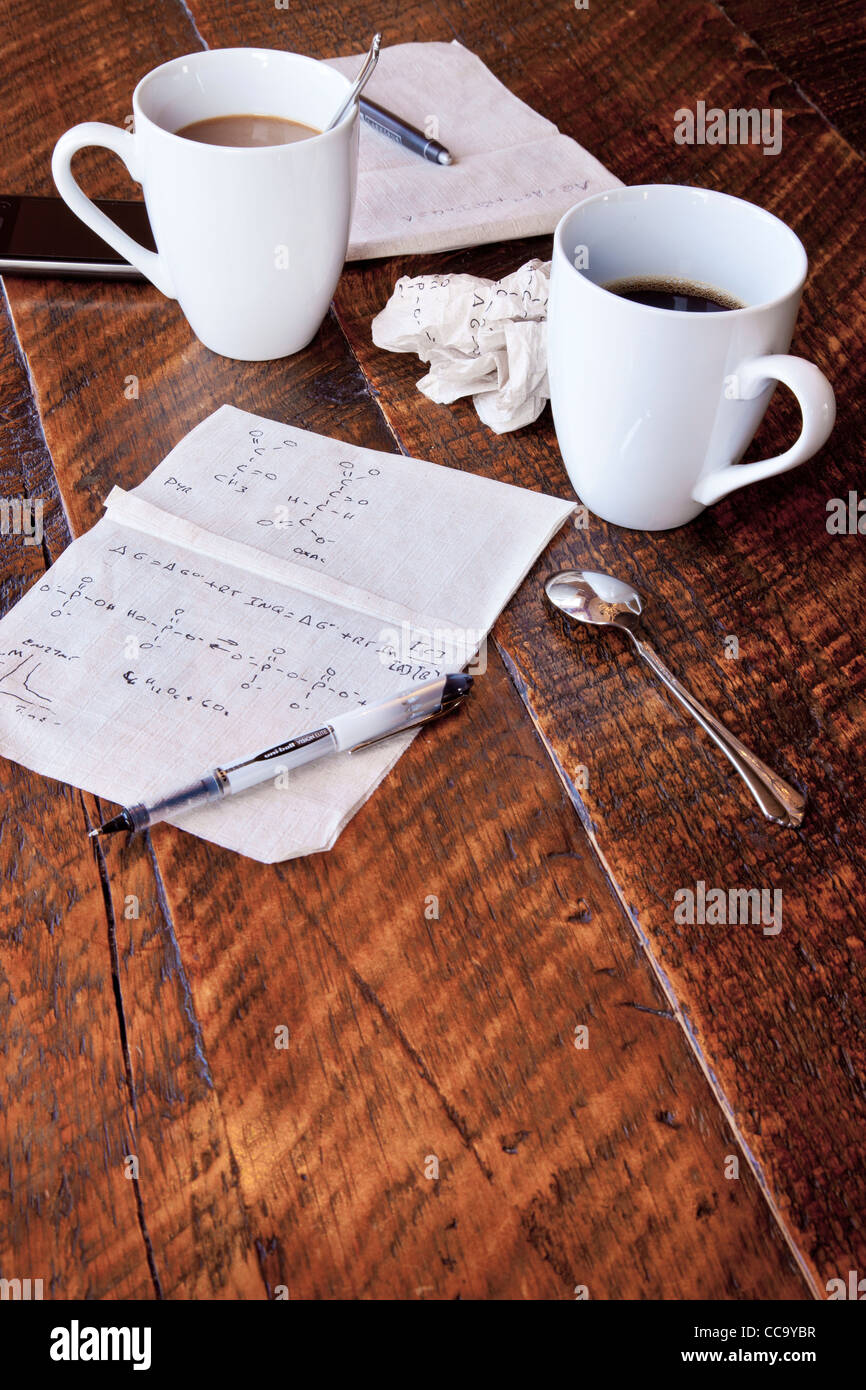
[545,569,642,630]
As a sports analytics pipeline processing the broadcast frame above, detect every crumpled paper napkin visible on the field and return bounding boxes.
[371,259,551,433]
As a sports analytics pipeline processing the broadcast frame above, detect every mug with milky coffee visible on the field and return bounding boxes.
[548,185,836,530]
[52,49,358,360]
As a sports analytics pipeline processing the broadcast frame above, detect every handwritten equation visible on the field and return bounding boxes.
[23,534,444,729]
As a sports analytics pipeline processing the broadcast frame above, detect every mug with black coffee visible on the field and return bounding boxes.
[548,184,836,530]
[52,49,358,360]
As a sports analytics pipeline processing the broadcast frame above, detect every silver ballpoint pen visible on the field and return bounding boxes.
[89,673,472,837]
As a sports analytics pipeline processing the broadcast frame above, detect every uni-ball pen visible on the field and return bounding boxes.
[359,96,453,165]
[89,672,472,837]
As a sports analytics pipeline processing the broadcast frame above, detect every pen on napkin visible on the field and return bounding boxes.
[89,673,472,836]
[359,96,453,165]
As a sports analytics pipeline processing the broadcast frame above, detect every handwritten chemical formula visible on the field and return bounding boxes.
[255,447,381,557]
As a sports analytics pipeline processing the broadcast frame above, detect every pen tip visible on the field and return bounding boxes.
[444,672,472,700]
[91,809,136,837]
[438,151,453,165]
[88,828,101,838]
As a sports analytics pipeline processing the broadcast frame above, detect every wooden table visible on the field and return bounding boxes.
[1,0,863,1301]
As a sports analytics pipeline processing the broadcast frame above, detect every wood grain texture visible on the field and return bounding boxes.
[0,0,201,195]
[3,271,808,1297]
[1,0,862,1299]
[716,0,866,153]
[314,0,866,1286]
[0,289,155,1297]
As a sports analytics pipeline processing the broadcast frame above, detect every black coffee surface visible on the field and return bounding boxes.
[604,276,744,313]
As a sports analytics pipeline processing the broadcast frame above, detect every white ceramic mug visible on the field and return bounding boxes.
[548,185,835,530]
[52,49,359,361]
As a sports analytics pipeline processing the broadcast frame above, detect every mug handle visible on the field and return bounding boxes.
[51,122,176,298]
[691,354,835,508]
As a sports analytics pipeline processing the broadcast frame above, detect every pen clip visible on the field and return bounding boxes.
[349,688,469,754]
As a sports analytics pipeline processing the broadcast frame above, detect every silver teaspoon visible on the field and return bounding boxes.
[324,33,381,132]
[545,569,806,828]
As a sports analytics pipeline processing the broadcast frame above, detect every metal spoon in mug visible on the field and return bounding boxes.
[324,33,381,132]
[544,569,806,828]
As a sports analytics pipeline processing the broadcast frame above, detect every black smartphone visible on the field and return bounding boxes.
[0,194,152,277]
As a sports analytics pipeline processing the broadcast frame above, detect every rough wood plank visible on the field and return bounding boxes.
[6,267,809,1296]
[0,0,280,1300]
[310,0,866,1288]
[0,0,845,1299]
[716,0,866,153]
[0,0,201,195]
[142,645,812,1299]
[0,288,155,1298]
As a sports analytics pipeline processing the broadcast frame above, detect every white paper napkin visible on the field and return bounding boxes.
[0,406,574,861]
[326,41,620,260]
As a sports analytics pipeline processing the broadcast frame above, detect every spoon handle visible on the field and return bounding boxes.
[325,33,381,132]
[630,637,807,828]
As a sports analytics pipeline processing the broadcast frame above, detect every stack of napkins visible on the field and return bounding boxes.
[0,406,573,862]
[327,41,620,260]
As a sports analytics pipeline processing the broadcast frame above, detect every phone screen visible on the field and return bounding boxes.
[0,195,155,264]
